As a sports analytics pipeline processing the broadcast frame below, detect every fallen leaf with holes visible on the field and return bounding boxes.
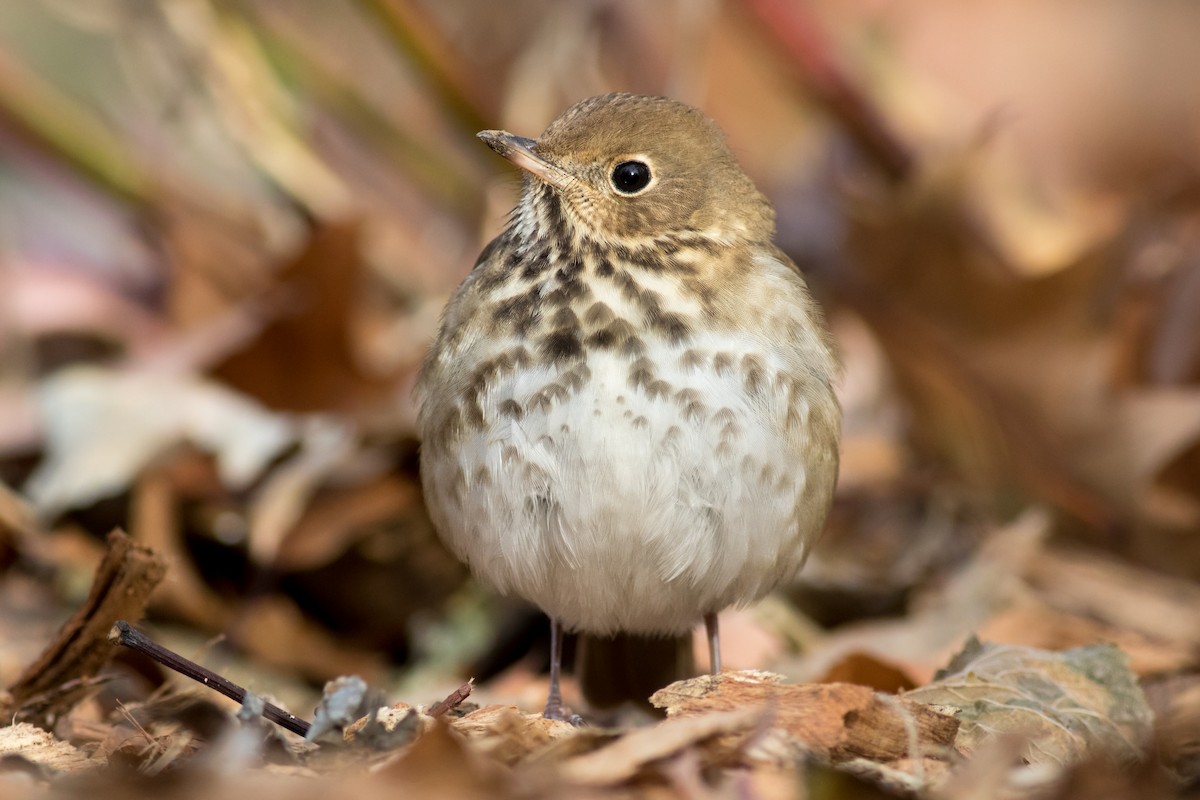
[906,638,1154,766]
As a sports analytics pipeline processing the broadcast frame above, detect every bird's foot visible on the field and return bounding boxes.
[542,701,586,727]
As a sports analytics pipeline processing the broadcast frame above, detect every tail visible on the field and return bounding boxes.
[577,632,694,711]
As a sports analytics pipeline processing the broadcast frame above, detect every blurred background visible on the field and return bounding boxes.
[1,0,1199,736]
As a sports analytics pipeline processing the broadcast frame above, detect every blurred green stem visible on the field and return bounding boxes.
[0,49,147,206]
[239,7,480,216]
[354,0,495,135]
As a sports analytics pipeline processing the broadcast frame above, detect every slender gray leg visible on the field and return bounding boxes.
[704,612,721,674]
[544,618,570,720]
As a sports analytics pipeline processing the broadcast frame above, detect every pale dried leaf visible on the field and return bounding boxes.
[451,705,577,766]
[906,639,1153,767]
[25,366,295,516]
[0,722,103,772]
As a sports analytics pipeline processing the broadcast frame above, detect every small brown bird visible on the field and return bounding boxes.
[418,93,840,719]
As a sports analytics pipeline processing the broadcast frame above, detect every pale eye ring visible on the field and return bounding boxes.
[610,160,652,194]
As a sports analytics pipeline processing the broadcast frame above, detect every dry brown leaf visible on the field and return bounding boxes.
[211,221,394,414]
[817,651,919,693]
[789,509,1052,685]
[557,705,762,786]
[451,705,577,767]
[227,595,386,684]
[977,603,1196,677]
[0,529,165,729]
[269,472,421,573]
[373,721,512,800]
[651,670,959,765]
[1142,673,1200,771]
[1022,545,1200,651]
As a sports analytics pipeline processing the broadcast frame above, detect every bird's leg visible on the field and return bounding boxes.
[704,611,721,674]
[543,617,572,721]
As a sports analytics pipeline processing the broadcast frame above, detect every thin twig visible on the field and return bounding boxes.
[109,620,311,737]
[427,679,474,718]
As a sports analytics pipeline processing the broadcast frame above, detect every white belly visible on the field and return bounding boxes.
[421,331,832,635]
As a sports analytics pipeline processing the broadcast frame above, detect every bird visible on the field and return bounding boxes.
[417,93,840,720]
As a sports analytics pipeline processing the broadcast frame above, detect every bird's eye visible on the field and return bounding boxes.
[610,161,652,194]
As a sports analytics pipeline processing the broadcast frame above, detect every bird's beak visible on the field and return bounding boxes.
[477,130,572,190]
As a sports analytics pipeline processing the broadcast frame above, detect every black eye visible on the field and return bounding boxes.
[611,160,652,194]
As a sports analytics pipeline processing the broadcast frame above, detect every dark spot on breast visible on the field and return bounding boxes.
[544,276,589,306]
[584,302,615,327]
[622,335,646,357]
[430,407,463,448]
[714,407,739,441]
[463,398,486,429]
[587,317,637,351]
[712,407,737,426]
[675,388,703,410]
[476,351,516,382]
[596,257,615,277]
[541,329,583,362]
[654,238,681,256]
[632,415,649,430]
[511,345,533,368]
[586,328,617,349]
[713,352,734,376]
[498,399,524,420]
[686,234,721,255]
[614,270,644,302]
[473,465,492,487]
[646,380,672,399]
[560,363,591,390]
[628,357,655,390]
[549,306,579,329]
[519,245,552,280]
[681,275,718,311]
[528,379,574,413]
[742,354,766,394]
[558,255,584,280]
[472,240,515,292]
[679,349,705,370]
[493,290,540,335]
[759,464,775,486]
[645,307,690,344]
[541,192,568,242]
[450,466,466,502]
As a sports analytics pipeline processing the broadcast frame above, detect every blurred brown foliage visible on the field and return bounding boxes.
[1,1,1199,797]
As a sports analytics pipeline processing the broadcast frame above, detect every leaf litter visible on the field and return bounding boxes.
[1,1,1200,798]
